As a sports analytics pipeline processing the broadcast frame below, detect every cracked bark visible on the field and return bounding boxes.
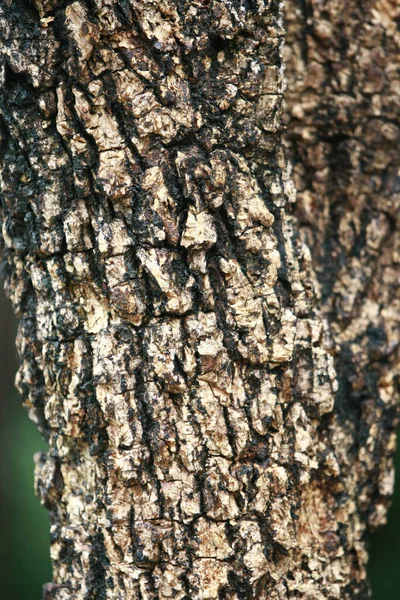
[0,1,399,599]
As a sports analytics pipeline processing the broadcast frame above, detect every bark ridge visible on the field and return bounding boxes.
[0,1,398,599]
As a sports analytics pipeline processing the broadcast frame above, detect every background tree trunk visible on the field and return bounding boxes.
[0,1,398,599]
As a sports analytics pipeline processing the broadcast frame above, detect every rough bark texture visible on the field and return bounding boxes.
[284,0,400,551]
[0,1,398,599]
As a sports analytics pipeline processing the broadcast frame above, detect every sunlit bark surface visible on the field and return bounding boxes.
[0,1,398,599]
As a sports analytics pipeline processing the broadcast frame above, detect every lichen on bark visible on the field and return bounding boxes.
[0,1,398,599]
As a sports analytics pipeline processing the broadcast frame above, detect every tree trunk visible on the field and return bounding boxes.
[0,1,398,599]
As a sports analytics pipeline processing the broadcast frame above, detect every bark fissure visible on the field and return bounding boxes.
[0,1,399,599]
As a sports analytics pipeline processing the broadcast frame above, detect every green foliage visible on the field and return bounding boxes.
[368,447,400,599]
[0,397,51,600]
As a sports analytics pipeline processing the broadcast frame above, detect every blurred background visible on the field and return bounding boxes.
[0,287,398,599]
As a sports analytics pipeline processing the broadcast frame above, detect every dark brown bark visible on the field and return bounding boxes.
[284,0,400,535]
[0,1,398,599]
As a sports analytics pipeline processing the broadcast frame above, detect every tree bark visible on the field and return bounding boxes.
[0,1,398,599]
[284,0,400,538]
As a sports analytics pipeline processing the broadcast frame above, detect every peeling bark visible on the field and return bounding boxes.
[0,1,398,599]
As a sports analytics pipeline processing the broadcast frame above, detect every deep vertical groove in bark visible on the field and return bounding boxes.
[0,1,398,599]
